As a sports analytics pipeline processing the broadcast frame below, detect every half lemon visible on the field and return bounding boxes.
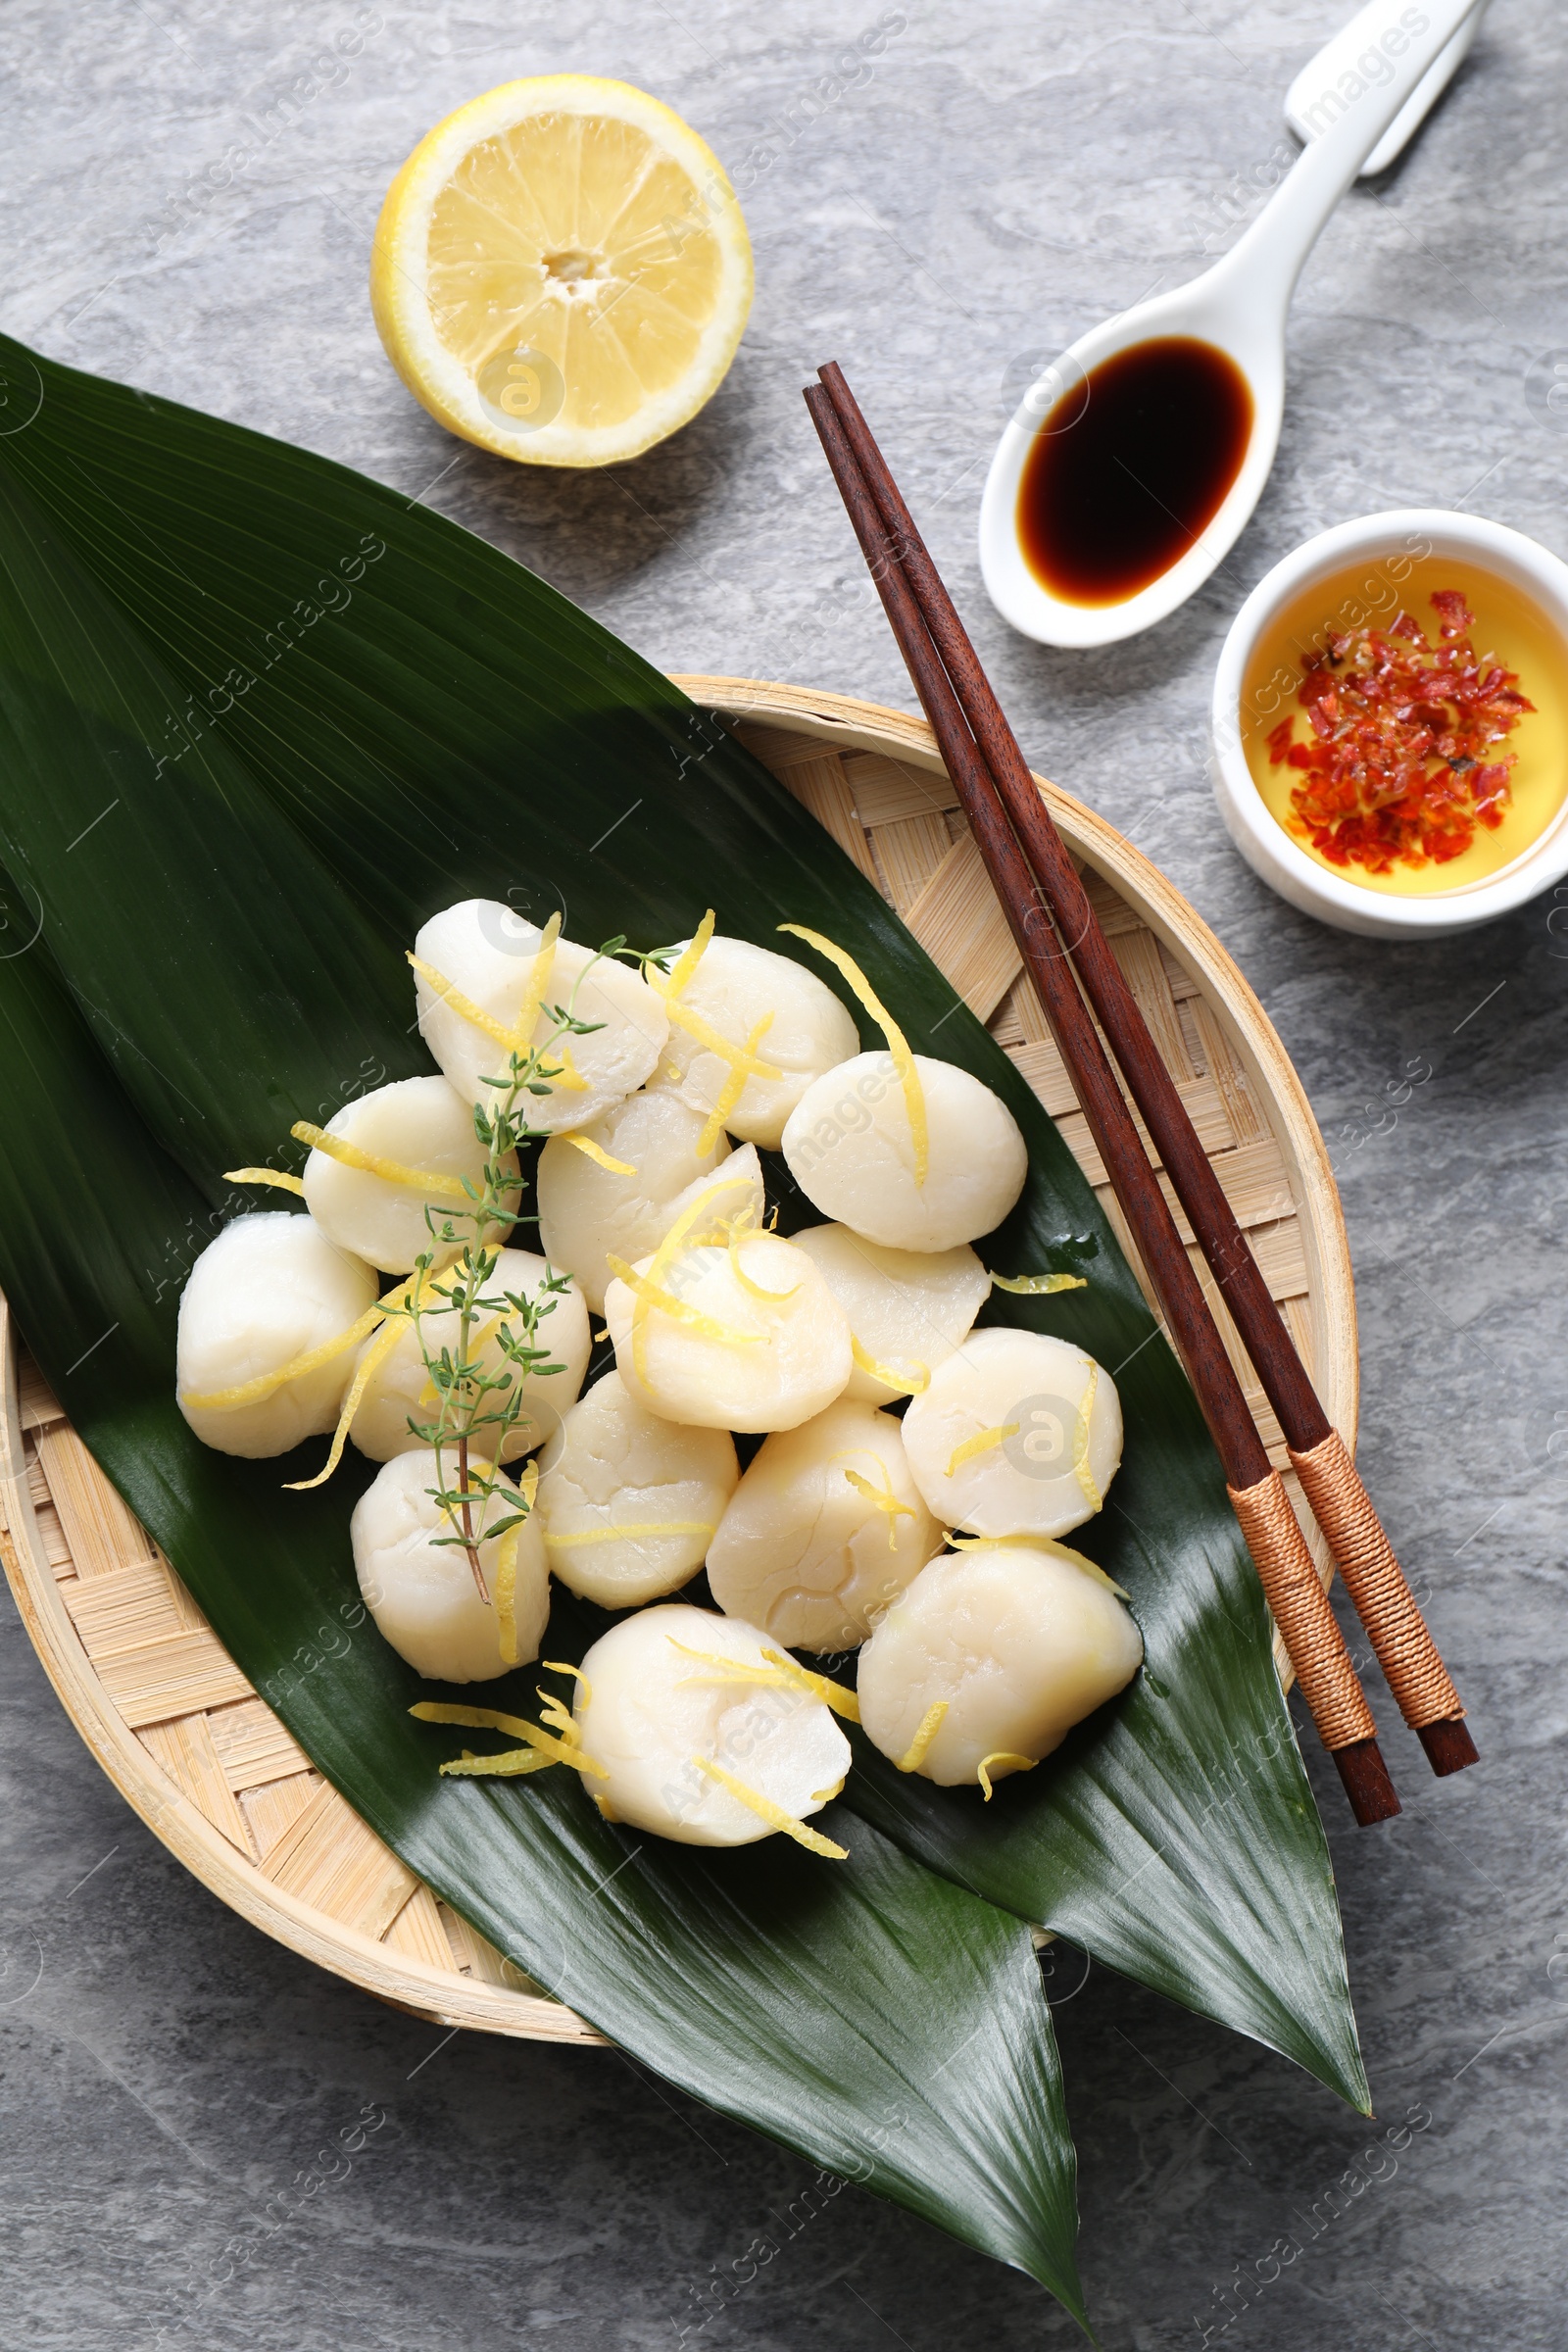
[370,76,754,468]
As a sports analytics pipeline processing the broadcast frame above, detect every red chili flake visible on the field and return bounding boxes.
[1267,592,1534,874]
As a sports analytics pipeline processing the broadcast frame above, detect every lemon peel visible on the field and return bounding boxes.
[777,922,928,1186]
[560,1134,637,1176]
[223,1166,306,1197]
[896,1700,949,1774]
[494,1462,539,1668]
[620,1162,765,1386]
[946,1422,1019,1479]
[689,1755,848,1858]
[180,1287,395,1412]
[291,1119,475,1202]
[838,1461,917,1551]
[989,1270,1089,1297]
[977,1750,1036,1801]
[1073,1360,1102,1513]
[667,1639,859,1723]
[850,1334,929,1396]
[695,1013,775,1154]
[411,1699,608,1779]
[281,1267,431,1491]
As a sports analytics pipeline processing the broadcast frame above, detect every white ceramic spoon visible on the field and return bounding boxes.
[979,0,1489,651]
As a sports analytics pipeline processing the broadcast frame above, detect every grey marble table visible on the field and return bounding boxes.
[2,3,1564,2346]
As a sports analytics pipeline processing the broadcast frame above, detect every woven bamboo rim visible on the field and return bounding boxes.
[0,678,1357,2041]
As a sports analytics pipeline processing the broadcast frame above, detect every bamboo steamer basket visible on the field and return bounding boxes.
[0,681,1356,2044]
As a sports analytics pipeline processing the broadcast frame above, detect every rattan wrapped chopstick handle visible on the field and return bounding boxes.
[1289,1430,1464,1736]
[1226,1471,1377,1751]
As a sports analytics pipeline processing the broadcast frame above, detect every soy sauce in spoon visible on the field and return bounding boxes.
[1016,336,1253,608]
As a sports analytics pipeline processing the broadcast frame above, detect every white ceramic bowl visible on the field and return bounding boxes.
[1210,508,1568,938]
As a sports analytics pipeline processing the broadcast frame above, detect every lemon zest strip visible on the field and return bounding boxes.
[696,1013,775,1155]
[606,1255,761,1354]
[990,1270,1089,1296]
[180,1280,405,1412]
[411,1700,608,1780]
[223,1166,306,1197]
[839,1463,916,1551]
[689,1755,848,1859]
[660,909,715,1004]
[284,1275,433,1491]
[666,1640,860,1723]
[495,1525,522,1667]
[778,922,928,1186]
[290,1121,473,1201]
[407,951,514,1048]
[850,1335,929,1396]
[547,1041,591,1093]
[509,913,561,1054]
[896,1700,949,1774]
[542,1659,591,1705]
[1073,1360,1102,1514]
[439,1747,552,1778]
[560,1134,637,1176]
[546,1521,716,1547]
[977,1750,1036,1801]
[621,1164,767,1385]
[946,1422,1019,1479]
[727,1219,798,1304]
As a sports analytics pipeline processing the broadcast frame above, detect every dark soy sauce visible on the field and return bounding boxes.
[1017,336,1253,607]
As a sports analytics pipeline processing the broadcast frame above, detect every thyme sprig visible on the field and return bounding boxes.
[376,956,617,1602]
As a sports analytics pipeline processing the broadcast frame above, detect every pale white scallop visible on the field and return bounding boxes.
[177,1212,378,1459]
[572,1603,851,1846]
[901,1326,1122,1540]
[348,1248,590,1464]
[857,1541,1144,1787]
[536,1085,758,1313]
[790,1223,992,1404]
[350,1448,548,1685]
[707,1397,944,1653]
[657,933,860,1149]
[413,899,666,1128]
[781,1052,1028,1251]
[536,1370,739,1607]
[604,1227,852,1433]
[301,1074,517,1274]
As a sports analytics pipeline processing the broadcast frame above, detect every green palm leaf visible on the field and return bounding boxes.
[0,328,1368,2317]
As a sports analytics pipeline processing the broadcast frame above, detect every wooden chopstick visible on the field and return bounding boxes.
[813,362,1476,1786]
[803,382,1397,1828]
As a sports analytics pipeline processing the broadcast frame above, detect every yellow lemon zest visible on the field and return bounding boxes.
[411,1700,609,1779]
[180,1280,404,1412]
[1073,1360,1102,1513]
[946,1422,1019,1479]
[977,1750,1036,1801]
[695,1012,775,1155]
[510,912,561,1054]
[778,922,928,1186]
[290,1121,473,1201]
[282,1268,432,1491]
[666,1639,859,1723]
[223,1166,306,1197]
[606,1256,761,1364]
[811,1778,847,1803]
[896,1700,949,1774]
[495,1523,522,1667]
[689,1755,848,1859]
[620,1163,765,1385]
[759,1647,860,1723]
[838,1461,916,1552]
[546,1521,717,1547]
[726,1220,798,1305]
[542,1660,591,1705]
[989,1270,1089,1297]
[660,909,715,1004]
[406,951,514,1048]
[560,1134,637,1176]
[850,1334,929,1396]
[439,1746,552,1778]
[547,1040,591,1093]
[536,1687,576,1741]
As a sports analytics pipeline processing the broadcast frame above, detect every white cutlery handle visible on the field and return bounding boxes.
[1213,0,1487,325]
[1287,0,1488,176]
